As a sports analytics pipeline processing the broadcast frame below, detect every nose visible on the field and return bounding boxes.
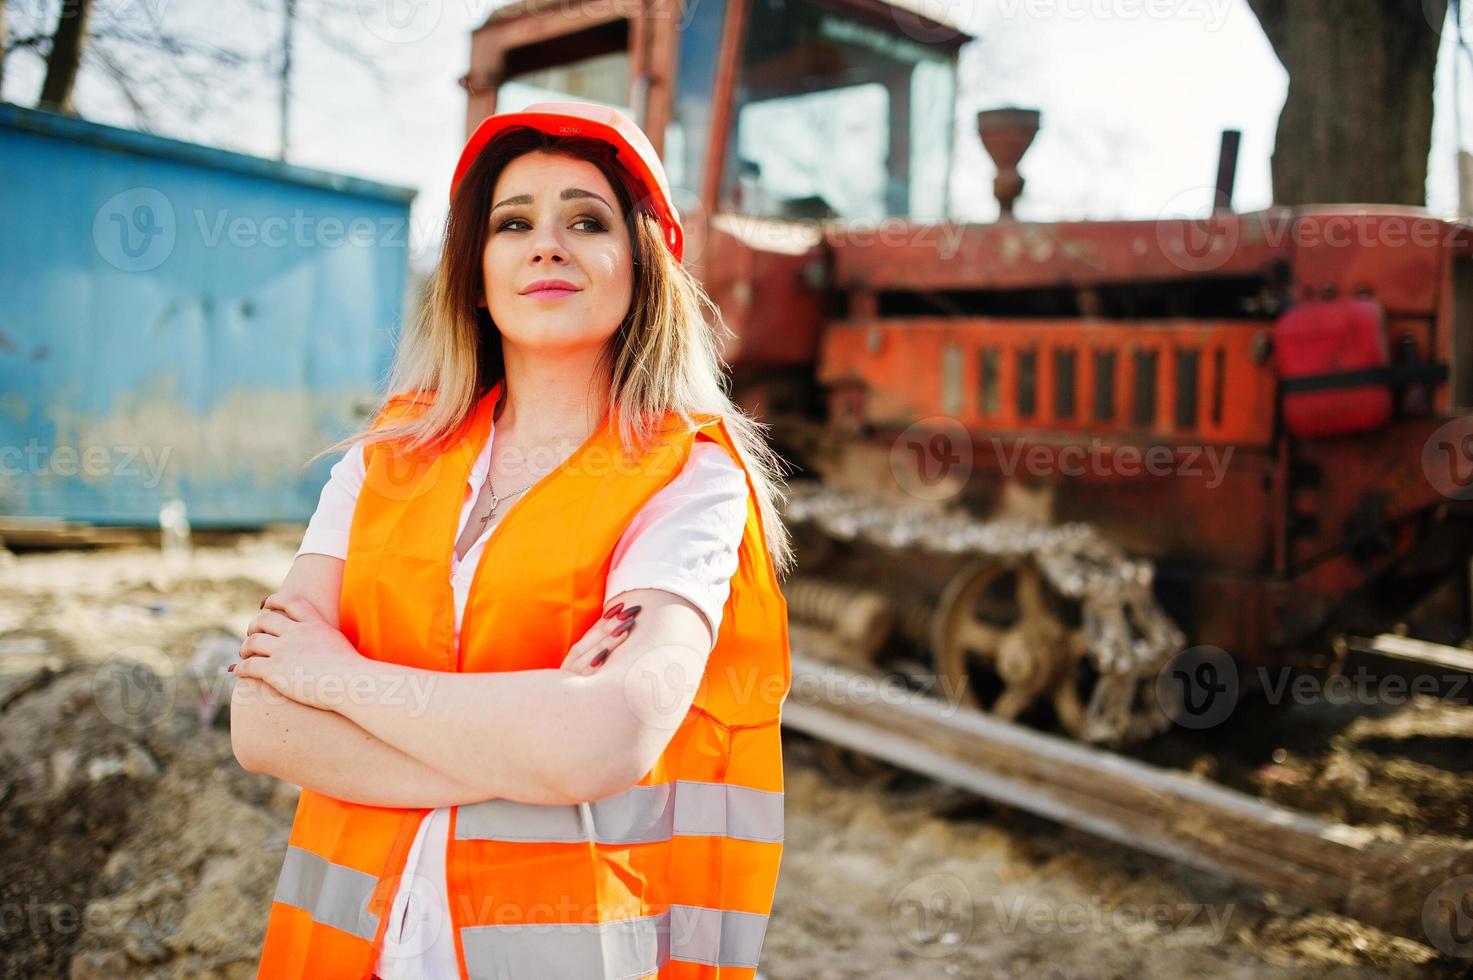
[527,219,570,266]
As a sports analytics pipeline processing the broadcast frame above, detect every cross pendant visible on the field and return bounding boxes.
[478,493,503,530]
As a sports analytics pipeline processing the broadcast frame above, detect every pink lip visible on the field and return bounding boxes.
[522,287,580,300]
[520,279,581,299]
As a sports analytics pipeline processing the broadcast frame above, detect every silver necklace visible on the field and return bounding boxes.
[478,471,532,531]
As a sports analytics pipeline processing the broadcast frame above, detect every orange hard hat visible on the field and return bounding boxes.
[450,100,684,263]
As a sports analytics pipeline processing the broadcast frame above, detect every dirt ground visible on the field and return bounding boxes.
[1128,666,1473,843]
[0,534,1468,978]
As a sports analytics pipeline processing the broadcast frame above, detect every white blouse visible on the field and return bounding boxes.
[293,421,750,978]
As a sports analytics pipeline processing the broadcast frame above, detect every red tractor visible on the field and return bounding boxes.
[462,0,1473,743]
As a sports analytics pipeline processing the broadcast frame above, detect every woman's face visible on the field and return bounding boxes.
[482,151,634,354]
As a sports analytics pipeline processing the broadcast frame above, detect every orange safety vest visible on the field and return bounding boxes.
[256,379,791,979]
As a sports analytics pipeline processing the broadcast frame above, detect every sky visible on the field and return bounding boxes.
[3,0,1470,275]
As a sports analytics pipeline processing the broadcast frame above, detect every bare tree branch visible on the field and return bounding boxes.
[88,26,256,69]
[21,0,396,164]
[82,39,153,129]
[6,31,52,47]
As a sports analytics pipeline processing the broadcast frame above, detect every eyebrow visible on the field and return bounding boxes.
[491,187,613,214]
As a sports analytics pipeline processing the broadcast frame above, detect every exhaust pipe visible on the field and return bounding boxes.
[977,107,1041,220]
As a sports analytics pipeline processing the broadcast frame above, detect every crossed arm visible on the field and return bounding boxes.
[229,554,714,808]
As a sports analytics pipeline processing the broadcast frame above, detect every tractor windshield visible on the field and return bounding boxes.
[494,20,634,119]
[721,0,956,222]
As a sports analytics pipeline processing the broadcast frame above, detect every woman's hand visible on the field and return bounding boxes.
[233,592,365,711]
[559,602,641,676]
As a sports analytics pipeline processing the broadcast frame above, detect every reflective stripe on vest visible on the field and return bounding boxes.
[272,845,380,942]
[271,848,771,973]
[460,904,769,976]
[454,779,783,845]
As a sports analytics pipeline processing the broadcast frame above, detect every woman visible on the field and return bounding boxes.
[229,101,794,979]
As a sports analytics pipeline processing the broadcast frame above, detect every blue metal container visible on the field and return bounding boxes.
[0,101,416,528]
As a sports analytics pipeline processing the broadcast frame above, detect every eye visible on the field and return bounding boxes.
[495,215,607,233]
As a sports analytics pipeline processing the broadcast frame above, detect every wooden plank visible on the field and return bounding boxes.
[1344,633,1473,674]
[0,519,151,549]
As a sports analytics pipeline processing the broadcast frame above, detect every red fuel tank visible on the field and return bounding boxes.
[1273,298,1393,437]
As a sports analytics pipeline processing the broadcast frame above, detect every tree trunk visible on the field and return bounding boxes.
[0,0,9,95]
[1247,0,1446,206]
[38,0,93,115]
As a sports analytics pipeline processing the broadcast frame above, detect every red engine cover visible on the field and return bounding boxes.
[1274,298,1393,437]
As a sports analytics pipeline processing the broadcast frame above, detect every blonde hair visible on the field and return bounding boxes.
[312,128,796,578]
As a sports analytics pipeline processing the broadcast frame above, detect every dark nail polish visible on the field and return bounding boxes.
[591,649,610,667]
[617,605,641,620]
[613,618,637,637]
[603,603,624,620]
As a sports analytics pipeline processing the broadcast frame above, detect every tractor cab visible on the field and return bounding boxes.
[462,0,970,239]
